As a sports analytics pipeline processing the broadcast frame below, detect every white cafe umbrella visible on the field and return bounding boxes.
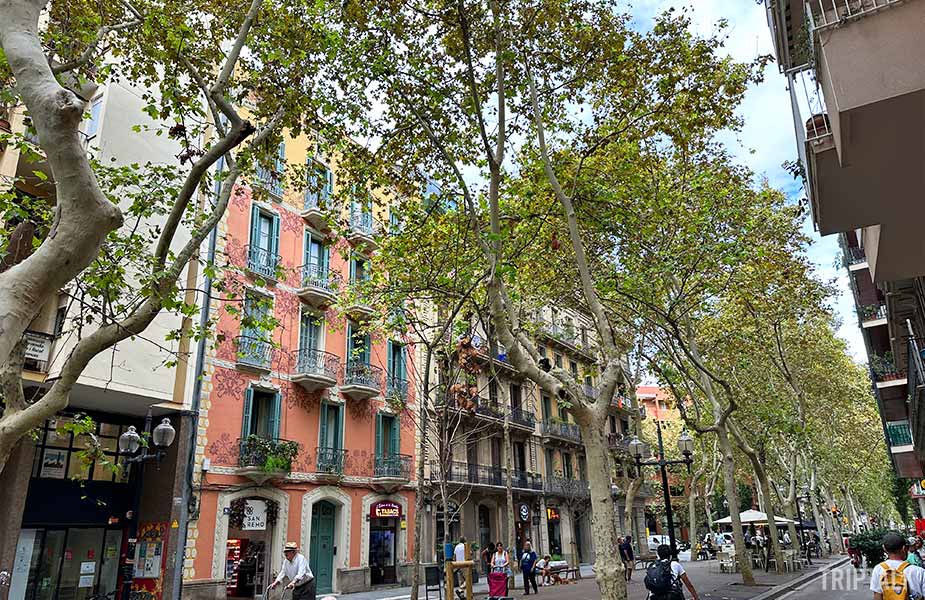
[714,509,795,526]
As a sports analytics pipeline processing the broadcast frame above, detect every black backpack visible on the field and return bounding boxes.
[644,560,683,600]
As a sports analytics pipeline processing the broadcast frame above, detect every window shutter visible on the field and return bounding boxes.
[268,391,282,439]
[249,204,260,249]
[387,341,395,379]
[347,322,354,357]
[335,404,343,450]
[349,257,356,283]
[363,334,371,364]
[241,387,254,438]
[390,416,400,457]
[270,212,281,259]
[375,413,383,458]
[324,168,333,200]
[397,344,406,380]
[277,141,286,172]
[319,403,329,448]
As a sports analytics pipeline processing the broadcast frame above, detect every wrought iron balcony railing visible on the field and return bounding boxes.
[350,211,377,237]
[545,476,590,497]
[316,446,346,475]
[475,399,505,420]
[374,453,412,479]
[510,470,544,491]
[542,420,582,442]
[238,436,298,472]
[844,246,866,266]
[300,263,337,293]
[295,348,340,380]
[246,245,280,280]
[386,376,409,401]
[510,407,535,428]
[886,421,913,447]
[235,335,272,370]
[344,360,383,390]
[607,432,632,452]
[859,304,887,322]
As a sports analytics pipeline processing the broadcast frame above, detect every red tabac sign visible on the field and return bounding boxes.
[371,501,402,519]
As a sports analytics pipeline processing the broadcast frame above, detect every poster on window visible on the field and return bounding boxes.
[243,499,267,530]
[40,448,67,479]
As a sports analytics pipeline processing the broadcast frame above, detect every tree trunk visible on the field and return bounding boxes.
[807,468,827,555]
[717,426,755,585]
[503,413,515,561]
[822,485,845,553]
[577,408,626,600]
[410,347,433,600]
[623,476,645,556]
[687,464,705,559]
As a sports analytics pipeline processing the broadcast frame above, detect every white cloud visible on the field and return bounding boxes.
[629,0,867,362]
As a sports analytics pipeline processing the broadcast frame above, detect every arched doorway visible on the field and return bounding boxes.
[310,501,337,594]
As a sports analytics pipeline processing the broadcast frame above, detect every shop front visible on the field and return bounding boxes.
[225,498,275,599]
[8,415,136,600]
[514,503,533,557]
[545,507,561,557]
[368,501,401,586]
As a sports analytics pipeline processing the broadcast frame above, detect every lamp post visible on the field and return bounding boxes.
[629,422,694,559]
[119,408,177,598]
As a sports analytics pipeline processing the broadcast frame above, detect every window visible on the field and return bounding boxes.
[351,196,373,233]
[387,340,406,382]
[542,395,552,420]
[31,416,133,482]
[242,292,271,340]
[554,353,563,369]
[620,418,630,435]
[242,387,281,440]
[609,415,617,435]
[513,442,526,471]
[569,360,578,376]
[545,448,554,477]
[580,328,589,348]
[257,141,285,197]
[537,345,546,359]
[488,379,499,405]
[578,456,587,481]
[347,321,371,364]
[563,453,574,479]
[584,374,592,387]
[389,209,402,234]
[305,160,333,208]
[376,413,399,457]
[319,402,343,449]
[299,312,323,352]
[53,305,68,337]
[248,205,280,278]
[303,231,329,286]
[350,255,369,284]
[509,384,522,409]
[84,96,104,139]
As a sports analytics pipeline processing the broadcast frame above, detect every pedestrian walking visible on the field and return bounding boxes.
[644,544,700,600]
[870,532,925,600]
[619,535,635,582]
[489,542,511,598]
[908,538,924,568]
[783,531,791,547]
[269,542,315,600]
[452,537,467,599]
[520,540,538,595]
[491,542,511,572]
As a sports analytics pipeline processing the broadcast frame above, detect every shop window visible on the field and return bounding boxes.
[31,416,133,482]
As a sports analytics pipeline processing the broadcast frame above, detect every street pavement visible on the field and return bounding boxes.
[326,556,847,600]
[777,561,869,600]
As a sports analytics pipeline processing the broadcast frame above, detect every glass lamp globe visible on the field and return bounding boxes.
[119,425,142,454]
[628,436,646,459]
[678,430,695,455]
[152,418,176,448]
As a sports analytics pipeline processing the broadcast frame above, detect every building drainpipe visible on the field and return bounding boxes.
[170,157,222,600]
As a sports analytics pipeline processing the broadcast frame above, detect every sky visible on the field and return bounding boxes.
[630,0,866,362]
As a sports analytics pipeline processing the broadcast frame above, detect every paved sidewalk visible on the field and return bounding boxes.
[328,556,845,600]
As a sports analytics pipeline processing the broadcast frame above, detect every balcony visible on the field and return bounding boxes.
[341,360,382,400]
[469,335,515,372]
[315,446,346,482]
[844,246,868,271]
[540,322,579,348]
[859,304,888,328]
[386,376,409,405]
[237,436,299,484]
[23,330,54,374]
[235,336,272,372]
[887,421,913,451]
[302,187,330,231]
[541,420,582,444]
[510,407,536,431]
[372,453,412,492]
[607,432,632,453]
[255,164,283,199]
[510,470,544,492]
[345,284,375,320]
[246,245,280,282]
[433,461,543,492]
[475,400,505,421]
[582,384,599,401]
[545,476,590,498]
[347,211,379,251]
[292,349,340,391]
[296,263,337,307]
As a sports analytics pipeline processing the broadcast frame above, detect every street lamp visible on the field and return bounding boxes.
[631,422,695,559]
[119,408,177,598]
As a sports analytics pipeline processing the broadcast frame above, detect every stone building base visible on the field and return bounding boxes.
[181,579,226,600]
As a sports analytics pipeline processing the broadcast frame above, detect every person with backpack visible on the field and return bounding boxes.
[869,532,925,600]
[644,544,700,600]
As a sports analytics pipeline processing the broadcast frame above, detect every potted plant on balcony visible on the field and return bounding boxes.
[263,439,300,473]
[871,352,900,381]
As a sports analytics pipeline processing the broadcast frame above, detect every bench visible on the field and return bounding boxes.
[546,564,580,584]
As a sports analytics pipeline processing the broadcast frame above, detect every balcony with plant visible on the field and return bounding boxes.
[237,436,300,484]
[871,352,904,382]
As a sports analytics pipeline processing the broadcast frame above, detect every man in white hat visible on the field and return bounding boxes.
[270,541,315,599]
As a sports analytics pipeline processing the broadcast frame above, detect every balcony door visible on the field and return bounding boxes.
[376,414,399,458]
[319,402,342,450]
[387,341,406,382]
[513,441,526,471]
[242,388,281,440]
[300,313,322,353]
[304,232,328,272]
[347,322,371,365]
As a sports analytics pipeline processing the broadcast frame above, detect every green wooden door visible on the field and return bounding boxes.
[309,501,336,593]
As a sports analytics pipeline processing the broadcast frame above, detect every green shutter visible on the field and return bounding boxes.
[363,334,371,364]
[375,413,383,458]
[398,345,406,380]
[319,402,329,448]
[349,256,356,283]
[277,141,286,172]
[347,322,354,356]
[249,204,260,249]
[268,391,281,439]
[390,416,399,457]
[270,212,280,258]
[324,168,333,200]
[241,387,254,438]
[387,341,395,379]
[335,404,343,450]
